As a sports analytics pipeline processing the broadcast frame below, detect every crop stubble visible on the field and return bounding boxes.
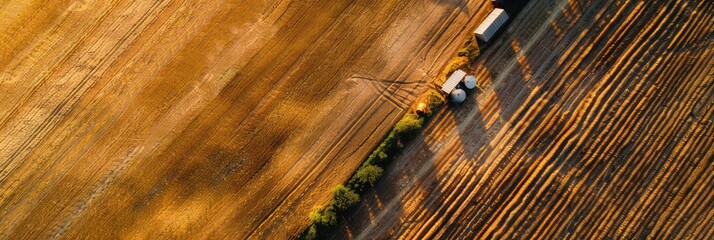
[0,0,486,239]
[337,0,713,239]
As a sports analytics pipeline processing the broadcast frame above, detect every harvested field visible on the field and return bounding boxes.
[337,0,714,239]
[0,1,487,239]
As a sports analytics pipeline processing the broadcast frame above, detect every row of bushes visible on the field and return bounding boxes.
[301,91,444,239]
[300,35,478,239]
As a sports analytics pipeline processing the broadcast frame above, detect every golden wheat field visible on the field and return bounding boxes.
[0,0,489,238]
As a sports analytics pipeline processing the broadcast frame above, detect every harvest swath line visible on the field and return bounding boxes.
[0,0,161,218]
[7,1,173,236]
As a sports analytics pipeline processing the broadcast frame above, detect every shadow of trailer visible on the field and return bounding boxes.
[490,0,531,15]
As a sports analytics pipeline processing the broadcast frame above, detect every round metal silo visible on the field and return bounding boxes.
[450,89,466,103]
[464,75,477,89]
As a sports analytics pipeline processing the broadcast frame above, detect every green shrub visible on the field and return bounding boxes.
[308,205,322,223]
[376,150,389,163]
[394,114,424,140]
[365,153,378,166]
[309,205,337,227]
[442,56,469,79]
[365,149,388,167]
[426,90,445,116]
[332,185,360,211]
[381,131,398,153]
[302,225,318,240]
[458,36,480,63]
[353,164,383,187]
[465,45,480,62]
[441,36,480,86]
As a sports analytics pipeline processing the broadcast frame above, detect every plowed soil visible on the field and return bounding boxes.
[336,0,714,239]
[0,0,489,239]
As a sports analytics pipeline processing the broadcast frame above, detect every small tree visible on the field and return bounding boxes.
[442,56,469,78]
[301,225,319,240]
[427,90,446,113]
[309,205,337,227]
[380,131,399,154]
[458,36,480,63]
[354,164,383,186]
[332,185,360,211]
[367,147,390,166]
[394,114,424,140]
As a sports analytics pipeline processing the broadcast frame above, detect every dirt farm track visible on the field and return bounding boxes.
[335,0,714,239]
[0,0,712,239]
[0,0,489,239]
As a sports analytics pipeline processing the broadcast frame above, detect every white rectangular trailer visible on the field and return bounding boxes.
[474,8,509,42]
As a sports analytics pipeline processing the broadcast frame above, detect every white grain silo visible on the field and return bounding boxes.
[450,89,466,104]
[464,75,477,89]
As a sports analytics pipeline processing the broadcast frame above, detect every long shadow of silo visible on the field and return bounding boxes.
[443,0,625,237]
[412,0,595,237]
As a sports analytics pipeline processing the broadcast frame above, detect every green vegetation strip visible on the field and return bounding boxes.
[300,37,479,240]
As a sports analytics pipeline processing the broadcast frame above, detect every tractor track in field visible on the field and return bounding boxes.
[0,0,488,239]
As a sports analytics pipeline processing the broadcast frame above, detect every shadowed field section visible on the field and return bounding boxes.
[0,0,497,239]
[337,0,714,239]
